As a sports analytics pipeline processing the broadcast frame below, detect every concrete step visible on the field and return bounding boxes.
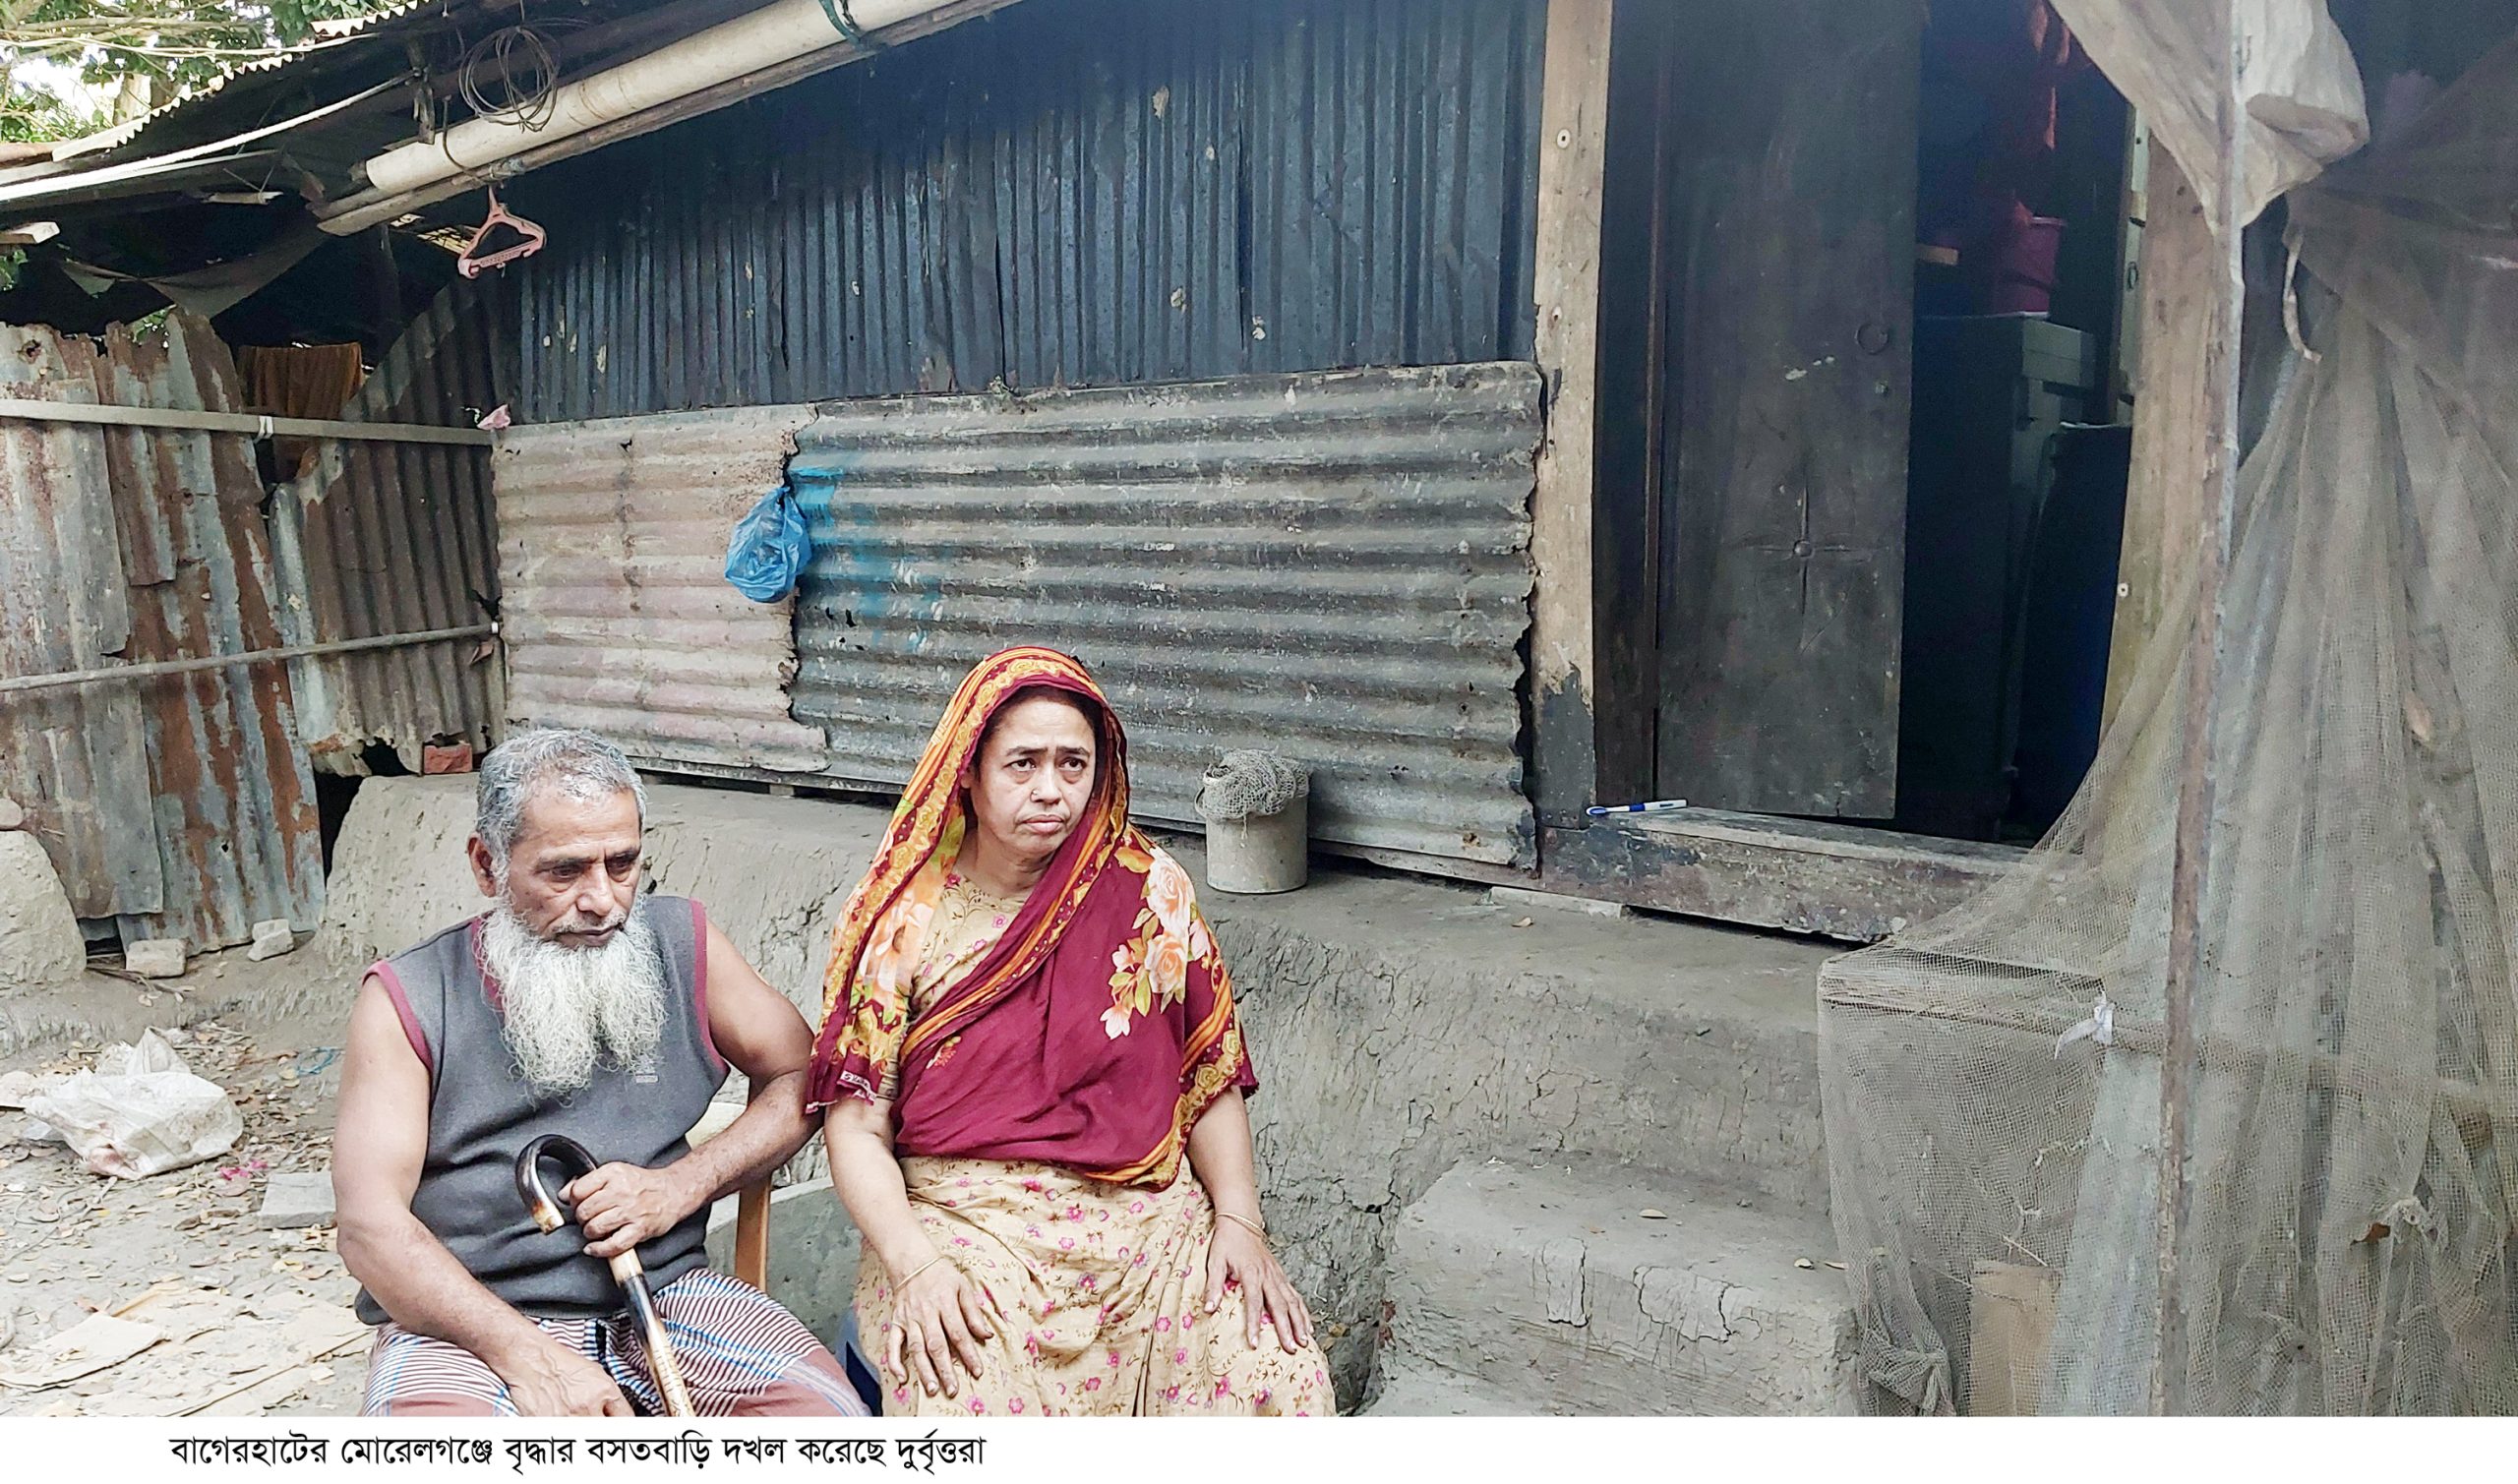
[0,972,226,1064]
[1211,863,1835,1213]
[1360,1357,1534,1416]
[1386,1157,1855,1415]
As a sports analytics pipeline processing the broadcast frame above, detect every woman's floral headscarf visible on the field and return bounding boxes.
[808,646,1253,1187]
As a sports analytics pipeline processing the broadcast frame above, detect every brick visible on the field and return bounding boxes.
[123,938,186,979]
[245,920,296,962]
[257,1171,335,1229]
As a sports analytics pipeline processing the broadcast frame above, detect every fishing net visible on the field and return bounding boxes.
[1819,36,2518,1415]
[1196,749,1309,822]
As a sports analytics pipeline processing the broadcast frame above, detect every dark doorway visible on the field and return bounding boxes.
[1595,0,2137,845]
[1896,0,2133,842]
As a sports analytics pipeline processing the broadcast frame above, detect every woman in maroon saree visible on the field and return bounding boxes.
[811,647,1331,1416]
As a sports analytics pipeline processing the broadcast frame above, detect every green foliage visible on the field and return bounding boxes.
[2,2,391,139]
[0,83,90,142]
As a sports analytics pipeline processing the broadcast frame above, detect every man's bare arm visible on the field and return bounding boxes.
[331,975,629,1415]
[567,920,816,1259]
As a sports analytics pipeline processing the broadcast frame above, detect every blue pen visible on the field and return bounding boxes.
[1587,799,1690,817]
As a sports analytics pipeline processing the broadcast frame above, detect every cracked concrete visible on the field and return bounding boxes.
[0,834,85,988]
[1386,1157,1854,1414]
[1638,1267,1733,1344]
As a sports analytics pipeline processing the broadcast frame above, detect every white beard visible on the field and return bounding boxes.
[480,898,668,1096]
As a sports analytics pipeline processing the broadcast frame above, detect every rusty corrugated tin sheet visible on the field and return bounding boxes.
[494,404,830,773]
[513,0,1542,421]
[0,358,161,920]
[787,361,1541,866]
[270,280,507,773]
[0,315,323,946]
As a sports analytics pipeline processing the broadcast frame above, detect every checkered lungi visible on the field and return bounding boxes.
[360,1269,869,1416]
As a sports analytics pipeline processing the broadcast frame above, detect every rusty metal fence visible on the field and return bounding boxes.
[1,310,500,950]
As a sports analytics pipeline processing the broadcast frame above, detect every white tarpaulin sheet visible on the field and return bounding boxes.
[2052,0,2368,224]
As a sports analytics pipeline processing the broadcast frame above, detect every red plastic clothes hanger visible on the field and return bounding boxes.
[455,186,547,278]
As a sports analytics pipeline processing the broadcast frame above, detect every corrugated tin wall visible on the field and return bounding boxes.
[513,0,1542,421]
[1,345,162,920]
[0,316,324,947]
[495,405,833,774]
[787,362,1541,866]
[270,279,510,772]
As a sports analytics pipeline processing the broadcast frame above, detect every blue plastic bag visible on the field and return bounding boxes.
[724,482,809,603]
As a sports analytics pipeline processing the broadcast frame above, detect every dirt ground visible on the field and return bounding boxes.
[0,957,373,1417]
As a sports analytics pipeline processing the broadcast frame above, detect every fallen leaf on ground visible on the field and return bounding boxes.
[1639,1209,1668,1220]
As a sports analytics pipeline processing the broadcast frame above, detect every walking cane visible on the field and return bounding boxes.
[513,1134,698,1417]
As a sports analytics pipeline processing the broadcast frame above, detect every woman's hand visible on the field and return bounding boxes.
[885,1255,1001,1399]
[1205,1217,1314,1354]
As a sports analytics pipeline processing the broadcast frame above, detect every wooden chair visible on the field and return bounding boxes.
[686,1098,774,1289]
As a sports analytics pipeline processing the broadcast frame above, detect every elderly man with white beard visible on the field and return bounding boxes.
[331,728,869,1417]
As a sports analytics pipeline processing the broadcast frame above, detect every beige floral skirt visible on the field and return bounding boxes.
[857,1157,1334,1416]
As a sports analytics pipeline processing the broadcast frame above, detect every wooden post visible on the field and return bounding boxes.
[1529,0,1614,829]
[2101,145,2214,732]
[2155,0,2248,1418]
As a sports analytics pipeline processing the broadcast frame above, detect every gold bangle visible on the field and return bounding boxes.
[894,1253,953,1289]
[1216,1210,1267,1240]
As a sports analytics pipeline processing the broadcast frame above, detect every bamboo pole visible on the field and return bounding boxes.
[0,624,495,695]
[2156,0,2249,1418]
[0,397,493,445]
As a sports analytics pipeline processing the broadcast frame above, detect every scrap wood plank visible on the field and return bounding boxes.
[0,1312,159,1389]
[1969,1260,2064,1416]
[186,1330,367,1417]
[20,1281,366,1415]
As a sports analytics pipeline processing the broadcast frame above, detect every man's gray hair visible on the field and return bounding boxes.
[476,728,649,875]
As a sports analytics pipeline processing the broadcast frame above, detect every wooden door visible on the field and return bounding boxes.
[1652,0,1922,818]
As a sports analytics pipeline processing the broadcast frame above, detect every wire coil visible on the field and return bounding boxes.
[459,26,561,132]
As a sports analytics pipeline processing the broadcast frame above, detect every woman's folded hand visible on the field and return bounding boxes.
[885,1255,1001,1399]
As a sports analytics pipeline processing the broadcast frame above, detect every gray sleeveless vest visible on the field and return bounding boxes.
[353,894,724,1324]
